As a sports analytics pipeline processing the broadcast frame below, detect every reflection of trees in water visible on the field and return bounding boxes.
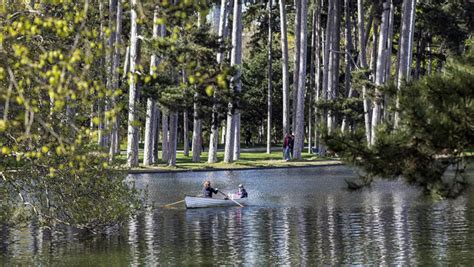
[432,203,449,262]
[315,207,324,262]
[389,193,415,265]
[242,208,262,263]
[248,209,274,264]
[419,199,469,264]
[226,207,242,262]
[296,208,309,265]
[272,208,291,264]
[445,198,468,263]
[1,178,473,265]
[181,208,245,264]
[360,191,387,265]
[144,209,157,265]
[326,195,337,265]
[339,207,364,263]
[128,215,139,266]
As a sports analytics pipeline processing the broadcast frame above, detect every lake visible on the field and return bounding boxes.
[1,165,474,265]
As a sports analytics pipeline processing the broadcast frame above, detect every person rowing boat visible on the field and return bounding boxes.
[165,182,246,208]
[182,181,247,208]
[202,181,219,198]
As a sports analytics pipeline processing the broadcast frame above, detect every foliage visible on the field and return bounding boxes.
[0,1,139,231]
[241,40,283,143]
[323,48,474,198]
[416,1,473,55]
[141,1,233,120]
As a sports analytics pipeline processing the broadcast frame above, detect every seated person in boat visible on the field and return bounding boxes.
[203,181,219,198]
[237,184,248,198]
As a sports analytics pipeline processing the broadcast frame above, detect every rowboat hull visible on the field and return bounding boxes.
[185,196,247,209]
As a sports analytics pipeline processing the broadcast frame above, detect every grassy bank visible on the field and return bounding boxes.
[116,147,341,173]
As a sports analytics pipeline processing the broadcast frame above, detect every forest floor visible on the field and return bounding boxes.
[117,145,342,173]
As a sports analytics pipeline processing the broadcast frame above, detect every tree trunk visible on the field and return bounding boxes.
[232,0,244,161]
[395,0,416,127]
[162,113,169,162]
[224,0,243,163]
[314,0,322,151]
[126,0,141,167]
[183,111,189,157]
[103,0,118,149]
[320,0,332,156]
[352,6,358,62]
[167,112,178,166]
[384,0,394,83]
[109,0,122,160]
[153,107,160,162]
[212,2,221,32]
[383,0,394,121]
[233,114,240,160]
[407,0,416,81]
[217,0,229,64]
[224,112,235,163]
[357,0,368,68]
[357,0,371,143]
[370,1,390,145]
[266,0,273,154]
[292,0,302,133]
[327,0,341,134]
[415,34,426,80]
[209,0,228,163]
[98,0,106,147]
[192,14,204,163]
[370,16,379,82]
[427,41,432,75]
[279,0,290,137]
[341,0,354,133]
[322,0,333,96]
[363,6,374,61]
[143,99,156,165]
[307,100,312,153]
[192,97,202,162]
[143,7,160,166]
[293,0,308,160]
[221,123,226,144]
[307,8,315,154]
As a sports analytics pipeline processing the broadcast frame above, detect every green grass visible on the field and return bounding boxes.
[117,148,340,172]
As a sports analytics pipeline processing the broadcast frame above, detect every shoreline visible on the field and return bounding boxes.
[126,160,343,174]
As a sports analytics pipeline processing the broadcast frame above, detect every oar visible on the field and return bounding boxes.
[219,191,244,208]
[162,199,185,207]
[162,194,204,208]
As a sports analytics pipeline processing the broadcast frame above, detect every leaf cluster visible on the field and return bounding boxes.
[323,47,474,198]
[0,1,139,231]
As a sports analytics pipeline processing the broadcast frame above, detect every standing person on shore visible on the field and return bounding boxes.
[202,181,219,198]
[283,132,292,161]
[245,128,252,147]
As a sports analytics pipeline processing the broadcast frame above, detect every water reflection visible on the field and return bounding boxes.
[1,166,474,265]
[144,209,157,265]
[127,215,139,266]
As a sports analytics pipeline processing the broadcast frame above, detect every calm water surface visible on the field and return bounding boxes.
[1,165,474,265]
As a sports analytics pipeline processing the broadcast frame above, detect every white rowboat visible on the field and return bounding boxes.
[185,195,247,209]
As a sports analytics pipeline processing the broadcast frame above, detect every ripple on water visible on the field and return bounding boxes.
[2,165,474,265]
